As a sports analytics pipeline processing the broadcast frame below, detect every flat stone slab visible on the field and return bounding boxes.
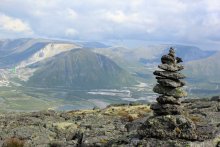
[151,103,182,115]
[156,95,181,105]
[158,64,184,72]
[153,70,186,80]
[157,78,185,88]
[153,84,187,98]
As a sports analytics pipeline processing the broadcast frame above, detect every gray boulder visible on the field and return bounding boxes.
[138,115,198,140]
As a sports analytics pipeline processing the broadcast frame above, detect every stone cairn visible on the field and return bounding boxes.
[151,47,187,115]
[138,47,198,140]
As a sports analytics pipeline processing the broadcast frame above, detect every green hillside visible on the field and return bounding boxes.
[186,51,220,82]
[185,51,220,96]
[27,49,136,89]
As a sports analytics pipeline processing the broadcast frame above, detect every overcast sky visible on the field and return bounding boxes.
[0,0,220,50]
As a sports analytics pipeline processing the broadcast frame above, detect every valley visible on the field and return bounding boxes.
[0,38,219,112]
[0,82,155,112]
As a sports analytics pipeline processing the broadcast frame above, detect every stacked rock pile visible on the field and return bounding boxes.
[151,47,187,115]
[138,47,198,140]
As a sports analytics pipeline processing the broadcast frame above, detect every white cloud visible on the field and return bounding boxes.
[105,10,128,24]
[0,0,220,49]
[66,8,78,20]
[65,28,78,37]
[0,13,33,34]
[103,10,157,33]
[205,0,220,12]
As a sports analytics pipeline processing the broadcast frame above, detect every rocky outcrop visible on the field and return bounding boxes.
[0,99,219,147]
[0,104,151,147]
[138,115,198,140]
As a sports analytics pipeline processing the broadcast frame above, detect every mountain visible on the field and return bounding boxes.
[139,45,216,64]
[0,38,219,98]
[186,51,220,83]
[27,49,136,89]
[0,38,48,67]
[0,38,220,111]
[92,44,216,66]
[0,38,79,68]
[92,44,217,83]
[17,42,79,68]
[78,41,110,49]
[93,45,167,63]
[164,45,216,62]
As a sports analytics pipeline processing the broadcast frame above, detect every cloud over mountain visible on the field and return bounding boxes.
[0,13,33,35]
[0,0,220,50]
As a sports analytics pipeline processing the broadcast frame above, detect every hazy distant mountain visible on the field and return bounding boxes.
[93,44,216,66]
[139,45,216,64]
[0,38,219,96]
[0,38,220,112]
[93,45,167,63]
[186,51,220,83]
[17,42,79,68]
[27,49,136,89]
[78,41,110,49]
[0,38,79,68]
[164,45,216,62]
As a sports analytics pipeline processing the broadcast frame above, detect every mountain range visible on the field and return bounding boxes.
[0,38,219,111]
[0,38,136,89]
[0,38,219,91]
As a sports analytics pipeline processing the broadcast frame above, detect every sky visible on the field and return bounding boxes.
[0,0,220,50]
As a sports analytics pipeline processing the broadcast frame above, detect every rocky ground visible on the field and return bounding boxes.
[0,97,220,147]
